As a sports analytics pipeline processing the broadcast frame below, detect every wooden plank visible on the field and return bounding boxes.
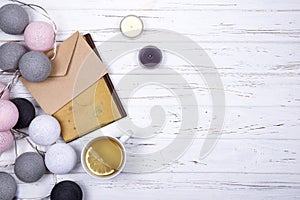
[55,173,300,199]
[0,10,299,42]
[98,43,300,75]
[1,106,299,174]
[67,131,300,174]
[1,171,299,199]
[1,74,299,107]
[0,0,299,199]
[2,0,300,11]
[1,43,299,74]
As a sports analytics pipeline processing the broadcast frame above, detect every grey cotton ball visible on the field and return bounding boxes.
[0,172,17,200]
[14,152,46,183]
[0,4,29,35]
[19,51,51,82]
[0,42,27,71]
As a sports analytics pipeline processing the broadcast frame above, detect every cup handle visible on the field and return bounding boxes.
[119,130,133,144]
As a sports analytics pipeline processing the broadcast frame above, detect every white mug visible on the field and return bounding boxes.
[81,134,130,180]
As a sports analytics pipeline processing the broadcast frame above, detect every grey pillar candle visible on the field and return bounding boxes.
[139,45,162,67]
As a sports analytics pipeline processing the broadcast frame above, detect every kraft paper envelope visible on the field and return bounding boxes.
[20,31,108,115]
[52,33,126,142]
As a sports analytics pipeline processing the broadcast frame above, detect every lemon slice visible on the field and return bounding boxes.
[85,148,115,176]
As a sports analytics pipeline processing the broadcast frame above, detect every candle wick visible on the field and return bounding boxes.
[148,54,153,59]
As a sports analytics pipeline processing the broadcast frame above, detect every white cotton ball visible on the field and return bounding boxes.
[29,115,61,146]
[45,143,77,174]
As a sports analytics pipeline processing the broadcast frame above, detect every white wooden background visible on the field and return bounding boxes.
[1,0,300,199]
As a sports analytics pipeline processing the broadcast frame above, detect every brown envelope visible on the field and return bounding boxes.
[20,32,108,115]
[52,33,126,142]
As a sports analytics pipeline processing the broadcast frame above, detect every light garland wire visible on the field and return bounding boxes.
[0,130,55,199]
[0,0,57,97]
[0,70,20,98]
[8,0,58,60]
[0,1,62,199]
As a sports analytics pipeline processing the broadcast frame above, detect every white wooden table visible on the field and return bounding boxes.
[0,0,300,199]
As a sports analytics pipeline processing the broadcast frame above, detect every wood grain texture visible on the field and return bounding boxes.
[0,0,299,199]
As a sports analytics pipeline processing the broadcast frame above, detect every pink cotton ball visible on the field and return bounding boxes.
[0,81,10,100]
[0,100,19,131]
[24,21,55,52]
[0,131,14,153]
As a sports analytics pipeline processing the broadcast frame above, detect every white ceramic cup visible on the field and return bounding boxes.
[81,134,130,180]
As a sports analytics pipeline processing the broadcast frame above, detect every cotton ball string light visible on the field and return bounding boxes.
[0,4,29,35]
[24,21,55,52]
[29,115,61,146]
[19,51,51,82]
[14,152,46,183]
[11,98,35,129]
[0,81,10,100]
[0,100,19,131]
[50,180,83,200]
[0,42,27,71]
[45,143,77,174]
[0,131,14,154]
[0,172,17,200]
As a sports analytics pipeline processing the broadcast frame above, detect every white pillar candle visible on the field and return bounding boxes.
[120,15,144,38]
